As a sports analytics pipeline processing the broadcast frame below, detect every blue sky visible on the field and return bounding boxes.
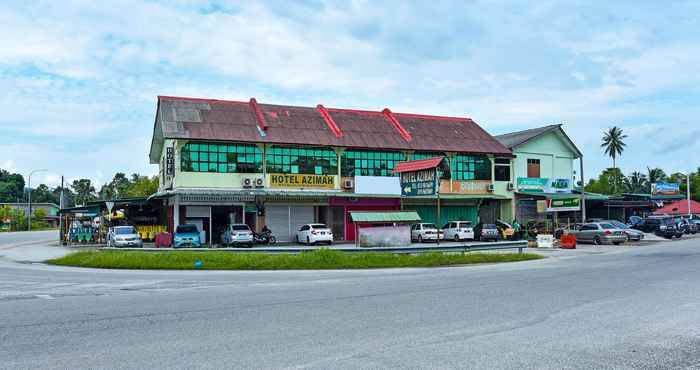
[1,1,699,187]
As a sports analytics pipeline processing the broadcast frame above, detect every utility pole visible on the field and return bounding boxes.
[688,172,692,217]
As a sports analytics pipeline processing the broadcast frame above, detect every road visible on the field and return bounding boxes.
[1,236,700,369]
[0,229,57,247]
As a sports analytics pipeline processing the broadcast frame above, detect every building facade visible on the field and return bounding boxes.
[150,96,515,244]
[495,124,583,223]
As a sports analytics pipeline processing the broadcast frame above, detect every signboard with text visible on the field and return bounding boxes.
[401,169,437,196]
[166,147,175,176]
[269,174,335,189]
[546,197,581,212]
[517,177,570,193]
[651,182,680,196]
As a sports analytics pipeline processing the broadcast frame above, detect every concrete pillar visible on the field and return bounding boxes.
[173,195,180,230]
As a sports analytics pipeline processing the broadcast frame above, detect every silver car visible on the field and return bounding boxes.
[572,223,627,245]
[107,226,143,248]
[603,220,645,241]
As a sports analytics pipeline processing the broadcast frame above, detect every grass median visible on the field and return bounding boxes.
[47,249,543,270]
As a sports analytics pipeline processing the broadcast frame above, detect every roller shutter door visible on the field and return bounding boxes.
[405,205,477,226]
[290,206,314,242]
[266,205,291,242]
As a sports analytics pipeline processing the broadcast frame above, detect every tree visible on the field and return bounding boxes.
[601,127,627,193]
[0,169,25,203]
[31,184,58,204]
[624,171,648,194]
[585,168,625,195]
[71,179,96,206]
[128,175,159,197]
[32,208,49,229]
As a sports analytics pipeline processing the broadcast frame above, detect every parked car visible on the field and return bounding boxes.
[296,223,333,245]
[173,224,202,248]
[441,221,474,242]
[677,218,698,235]
[411,223,443,243]
[474,223,500,242]
[571,222,627,245]
[107,226,143,248]
[220,223,254,247]
[644,216,683,239]
[601,220,645,242]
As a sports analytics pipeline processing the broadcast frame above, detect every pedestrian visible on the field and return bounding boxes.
[512,219,521,240]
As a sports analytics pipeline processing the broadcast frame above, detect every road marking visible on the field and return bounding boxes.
[35,294,55,300]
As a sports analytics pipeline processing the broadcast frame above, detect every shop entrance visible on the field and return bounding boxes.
[211,205,244,245]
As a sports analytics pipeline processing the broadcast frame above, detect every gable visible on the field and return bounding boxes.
[514,131,578,158]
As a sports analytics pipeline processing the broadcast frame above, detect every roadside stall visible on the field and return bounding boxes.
[349,210,421,247]
[58,205,103,245]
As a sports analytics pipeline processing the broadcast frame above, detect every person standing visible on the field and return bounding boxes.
[512,219,521,240]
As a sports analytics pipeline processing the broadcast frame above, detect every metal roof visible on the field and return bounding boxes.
[393,157,445,173]
[349,211,421,223]
[150,96,512,163]
[495,124,582,158]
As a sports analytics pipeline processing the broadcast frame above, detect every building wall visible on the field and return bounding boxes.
[512,131,576,182]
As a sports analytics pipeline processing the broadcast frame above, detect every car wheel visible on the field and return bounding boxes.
[594,236,602,246]
[327,240,333,245]
[418,235,423,243]
[613,242,621,246]
[454,235,460,242]
[269,236,277,245]
[306,236,311,245]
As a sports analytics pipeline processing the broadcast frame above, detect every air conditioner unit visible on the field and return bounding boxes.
[507,182,515,191]
[487,184,495,192]
[254,178,264,188]
[242,177,253,188]
[342,179,354,189]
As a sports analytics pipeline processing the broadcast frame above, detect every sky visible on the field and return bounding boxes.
[1,1,699,188]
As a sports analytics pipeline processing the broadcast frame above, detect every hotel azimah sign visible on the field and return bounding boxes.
[269,174,336,189]
[401,169,438,196]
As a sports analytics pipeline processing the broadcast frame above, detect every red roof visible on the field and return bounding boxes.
[654,199,700,215]
[393,157,445,173]
[150,96,512,163]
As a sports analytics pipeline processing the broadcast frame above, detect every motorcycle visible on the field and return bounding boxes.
[253,230,277,245]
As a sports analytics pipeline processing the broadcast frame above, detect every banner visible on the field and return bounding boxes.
[517,177,571,193]
[401,169,437,196]
[546,197,581,212]
[269,174,335,189]
[651,182,680,196]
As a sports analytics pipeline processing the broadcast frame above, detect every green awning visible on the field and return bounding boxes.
[349,211,421,223]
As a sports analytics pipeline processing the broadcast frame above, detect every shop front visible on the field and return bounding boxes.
[329,196,401,241]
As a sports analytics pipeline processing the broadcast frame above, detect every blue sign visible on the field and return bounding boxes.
[651,182,680,196]
[401,169,437,196]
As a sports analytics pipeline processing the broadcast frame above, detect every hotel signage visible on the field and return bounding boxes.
[269,174,336,189]
[401,169,437,196]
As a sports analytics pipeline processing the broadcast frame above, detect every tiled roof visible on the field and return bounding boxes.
[150,96,511,163]
[393,157,445,173]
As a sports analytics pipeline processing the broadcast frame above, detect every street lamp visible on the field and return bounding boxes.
[686,172,692,217]
[27,169,48,232]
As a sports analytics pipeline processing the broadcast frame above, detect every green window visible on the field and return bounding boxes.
[180,142,262,173]
[412,152,444,160]
[341,150,406,177]
[452,154,492,181]
[266,146,337,175]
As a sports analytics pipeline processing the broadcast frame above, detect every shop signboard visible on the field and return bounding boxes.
[166,147,175,176]
[269,174,336,189]
[401,168,437,196]
[517,177,570,193]
[439,180,491,194]
[651,182,680,196]
[546,197,581,212]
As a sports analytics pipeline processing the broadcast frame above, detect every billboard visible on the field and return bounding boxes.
[517,178,571,193]
[546,197,581,212]
[651,182,680,196]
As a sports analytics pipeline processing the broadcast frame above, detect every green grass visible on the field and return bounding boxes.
[47,249,543,270]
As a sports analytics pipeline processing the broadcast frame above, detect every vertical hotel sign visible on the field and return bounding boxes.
[401,168,437,196]
[166,147,175,176]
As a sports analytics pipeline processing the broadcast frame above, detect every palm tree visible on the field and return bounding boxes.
[624,171,648,194]
[601,126,627,169]
[601,126,627,193]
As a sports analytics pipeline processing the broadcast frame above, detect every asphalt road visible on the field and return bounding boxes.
[0,229,57,247]
[2,237,700,369]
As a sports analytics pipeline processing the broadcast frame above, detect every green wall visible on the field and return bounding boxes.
[512,131,577,182]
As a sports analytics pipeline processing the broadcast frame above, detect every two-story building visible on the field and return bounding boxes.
[149,96,514,244]
[495,124,583,223]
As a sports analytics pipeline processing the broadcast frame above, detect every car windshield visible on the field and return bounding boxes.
[459,222,472,227]
[423,224,437,229]
[176,225,198,234]
[114,227,135,235]
[231,225,250,231]
[610,221,628,229]
[311,224,327,229]
[600,223,616,230]
[484,224,497,229]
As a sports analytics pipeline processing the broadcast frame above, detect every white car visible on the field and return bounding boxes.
[220,224,254,247]
[411,223,443,243]
[107,226,143,248]
[296,224,333,245]
[441,221,475,242]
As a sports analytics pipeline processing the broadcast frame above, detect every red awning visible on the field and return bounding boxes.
[393,157,444,174]
[654,199,700,215]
